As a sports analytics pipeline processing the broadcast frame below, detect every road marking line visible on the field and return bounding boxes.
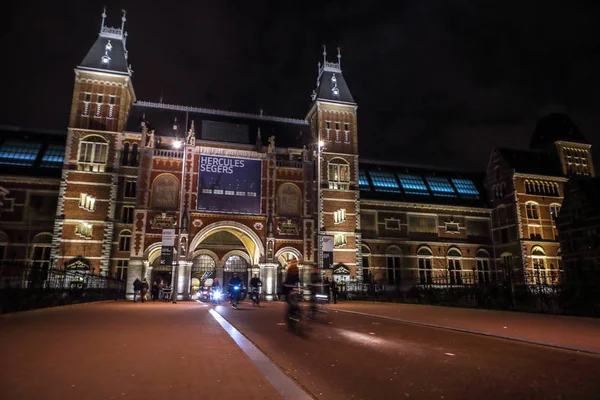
[333,309,600,355]
[209,309,313,400]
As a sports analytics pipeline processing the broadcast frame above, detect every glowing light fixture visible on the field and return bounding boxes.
[172,139,182,149]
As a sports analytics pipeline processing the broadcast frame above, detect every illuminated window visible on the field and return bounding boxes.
[398,174,429,196]
[447,248,462,285]
[333,209,346,224]
[78,136,108,172]
[118,230,131,252]
[40,144,64,168]
[328,159,350,190]
[334,234,347,247]
[369,171,400,193]
[452,178,480,199]
[75,222,93,239]
[425,177,456,197]
[525,180,559,197]
[358,170,371,190]
[0,140,42,167]
[79,193,96,212]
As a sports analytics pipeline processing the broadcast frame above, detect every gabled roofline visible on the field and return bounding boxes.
[134,101,309,126]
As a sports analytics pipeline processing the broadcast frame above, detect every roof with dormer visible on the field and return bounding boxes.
[78,9,131,76]
[358,159,489,208]
[125,101,311,149]
[311,48,355,105]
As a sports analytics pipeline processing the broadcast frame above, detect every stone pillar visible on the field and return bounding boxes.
[126,259,144,300]
[260,263,278,300]
[180,261,192,300]
[216,260,225,286]
[143,261,152,283]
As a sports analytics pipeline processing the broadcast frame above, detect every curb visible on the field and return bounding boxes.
[333,308,600,355]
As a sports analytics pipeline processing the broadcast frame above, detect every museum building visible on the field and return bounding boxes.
[0,10,595,299]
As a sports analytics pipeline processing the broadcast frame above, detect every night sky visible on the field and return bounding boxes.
[4,0,600,171]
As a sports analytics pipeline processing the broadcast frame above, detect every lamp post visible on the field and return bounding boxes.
[317,139,324,273]
[171,138,185,303]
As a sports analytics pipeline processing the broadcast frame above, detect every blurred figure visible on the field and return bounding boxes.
[250,274,262,306]
[133,277,141,303]
[309,267,322,318]
[141,278,149,303]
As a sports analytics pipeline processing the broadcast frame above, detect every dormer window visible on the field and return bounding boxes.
[331,74,337,84]
[332,87,339,97]
[105,40,113,52]
[173,117,178,131]
[101,54,111,64]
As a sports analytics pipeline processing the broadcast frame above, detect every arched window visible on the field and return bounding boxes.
[476,249,491,284]
[447,248,462,285]
[118,230,131,252]
[361,244,371,282]
[328,158,350,190]
[531,246,547,285]
[192,254,216,273]
[276,183,301,215]
[122,142,130,165]
[526,202,539,220]
[151,174,179,209]
[417,246,433,285]
[31,233,52,271]
[224,255,248,272]
[78,135,108,172]
[386,245,402,285]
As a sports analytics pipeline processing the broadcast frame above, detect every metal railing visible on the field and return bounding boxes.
[0,264,126,314]
[343,270,600,317]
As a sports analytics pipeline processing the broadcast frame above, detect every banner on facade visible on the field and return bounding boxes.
[322,235,334,269]
[196,155,262,214]
[161,228,175,266]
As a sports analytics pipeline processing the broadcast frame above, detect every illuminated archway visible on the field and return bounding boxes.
[189,221,265,265]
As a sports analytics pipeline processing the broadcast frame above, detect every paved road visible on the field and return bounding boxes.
[216,301,600,400]
[0,302,281,400]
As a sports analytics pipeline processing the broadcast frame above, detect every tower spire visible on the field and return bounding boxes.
[101,6,107,32]
[337,47,341,69]
[323,45,327,65]
[121,9,127,33]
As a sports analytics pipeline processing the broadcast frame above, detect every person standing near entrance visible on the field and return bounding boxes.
[133,277,141,302]
[330,278,338,304]
[141,278,149,303]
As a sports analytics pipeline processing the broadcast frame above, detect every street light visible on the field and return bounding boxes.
[172,137,186,303]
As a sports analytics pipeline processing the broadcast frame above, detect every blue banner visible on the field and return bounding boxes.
[196,155,262,214]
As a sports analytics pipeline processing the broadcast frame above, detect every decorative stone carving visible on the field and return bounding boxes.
[147,130,155,148]
[192,219,203,228]
[254,222,263,231]
[277,184,301,215]
[151,175,179,209]
[268,136,275,153]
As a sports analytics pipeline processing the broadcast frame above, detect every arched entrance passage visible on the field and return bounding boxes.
[189,221,264,266]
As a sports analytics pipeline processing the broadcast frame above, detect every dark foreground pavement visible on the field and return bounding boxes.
[330,301,600,354]
[0,301,281,400]
[216,301,600,400]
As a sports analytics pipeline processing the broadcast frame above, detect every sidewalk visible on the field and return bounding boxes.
[0,301,281,400]
[330,302,600,354]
